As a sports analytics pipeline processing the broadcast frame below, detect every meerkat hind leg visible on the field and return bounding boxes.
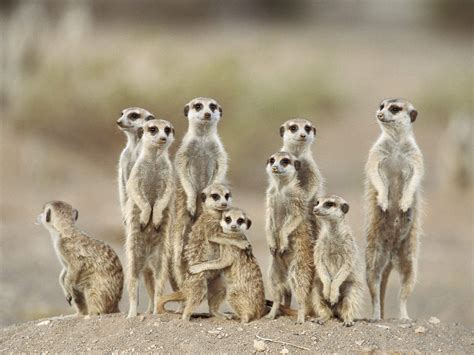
[207,276,230,320]
[367,250,390,321]
[72,289,88,316]
[380,262,392,319]
[397,247,417,321]
[143,268,155,313]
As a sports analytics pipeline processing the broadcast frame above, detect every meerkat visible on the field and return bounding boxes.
[117,107,156,217]
[312,195,363,327]
[265,152,314,324]
[189,208,265,323]
[156,183,250,321]
[125,119,175,318]
[365,98,424,321]
[36,201,123,315]
[171,97,227,287]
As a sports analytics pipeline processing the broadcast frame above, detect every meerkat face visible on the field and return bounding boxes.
[220,208,252,234]
[201,183,232,212]
[280,118,316,145]
[142,119,175,148]
[376,99,418,130]
[36,201,79,232]
[183,97,222,124]
[266,152,301,178]
[313,195,349,220]
[116,107,155,134]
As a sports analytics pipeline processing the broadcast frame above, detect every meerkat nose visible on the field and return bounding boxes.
[377,113,384,119]
[272,166,278,172]
[300,134,306,138]
[159,137,167,142]
[204,112,211,119]
[221,202,228,207]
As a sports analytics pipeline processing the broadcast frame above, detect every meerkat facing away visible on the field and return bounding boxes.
[156,183,250,320]
[117,107,156,216]
[36,201,123,315]
[265,152,314,324]
[189,208,265,323]
[365,98,424,321]
[171,97,227,287]
[312,195,363,327]
[125,119,175,318]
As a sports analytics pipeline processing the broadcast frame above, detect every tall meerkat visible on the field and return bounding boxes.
[125,119,175,318]
[312,195,363,327]
[265,152,314,324]
[117,107,155,216]
[157,183,250,321]
[172,97,227,287]
[189,208,265,323]
[36,201,123,315]
[365,98,424,320]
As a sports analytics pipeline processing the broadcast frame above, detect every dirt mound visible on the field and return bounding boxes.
[0,313,471,353]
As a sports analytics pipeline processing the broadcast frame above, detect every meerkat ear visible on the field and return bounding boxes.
[72,209,79,221]
[171,127,175,136]
[279,125,285,137]
[341,203,350,214]
[200,193,207,202]
[313,127,316,136]
[137,127,144,140]
[184,104,190,117]
[218,106,223,116]
[246,218,252,230]
[46,208,51,223]
[410,109,418,123]
[294,160,301,171]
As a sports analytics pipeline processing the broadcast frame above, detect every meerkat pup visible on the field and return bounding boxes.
[157,183,250,321]
[189,208,265,323]
[365,98,424,321]
[265,152,314,324]
[36,201,123,315]
[125,119,175,318]
[312,195,363,327]
[117,107,156,216]
[171,97,227,287]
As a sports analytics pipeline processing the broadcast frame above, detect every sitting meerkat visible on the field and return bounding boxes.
[189,208,265,323]
[36,201,123,315]
[125,119,175,318]
[265,152,314,324]
[312,195,363,327]
[156,183,250,321]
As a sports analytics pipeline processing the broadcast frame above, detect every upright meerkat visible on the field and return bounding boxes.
[117,107,155,216]
[36,201,123,315]
[365,98,423,320]
[171,97,227,287]
[312,195,363,327]
[157,183,250,320]
[125,119,175,318]
[189,208,265,323]
[265,152,314,324]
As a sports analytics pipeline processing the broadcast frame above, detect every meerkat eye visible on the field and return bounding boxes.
[148,126,157,134]
[194,103,202,111]
[389,106,401,114]
[323,201,334,208]
[209,103,217,111]
[315,200,320,206]
[236,218,245,225]
[224,216,232,224]
[145,115,155,121]
[164,127,171,135]
[129,112,140,120]
[304,125,312,133]
[289,125,298,132]
[281,158,290,166]
[224,193,230,200]
[211,193,220,201]
[379,104,384,110]
[269,157,275,165]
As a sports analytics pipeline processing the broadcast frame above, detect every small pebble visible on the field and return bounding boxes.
[253,340,267,352]
[355,340,364,346]
[375,325,390,330]
[415,326,427,334]
[36,320,51,326]
[429,317,441,325]
[280,347,289,354]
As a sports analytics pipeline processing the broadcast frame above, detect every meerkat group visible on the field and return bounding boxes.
[36,97,423,326]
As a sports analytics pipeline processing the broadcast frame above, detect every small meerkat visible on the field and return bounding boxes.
[36,201,123,315]
[365,98,424,321]
[189,208,265,323]
[312,195,363,327]
[117,107,155,216]
[171,97,227,287]
[156,183,250,321]
[125,119,175,318]
[265,152,314,324]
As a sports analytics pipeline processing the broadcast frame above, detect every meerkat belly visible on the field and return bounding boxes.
[187,141,218,191]
[381,152,411,210]
[297,161,311,192]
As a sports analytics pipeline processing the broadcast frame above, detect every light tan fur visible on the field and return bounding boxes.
[36,201,123,315]
[365,98,423,321]
[125,119,175,318]
[312,195,363,327]
[171,97,227,289]
[265,152,314,324]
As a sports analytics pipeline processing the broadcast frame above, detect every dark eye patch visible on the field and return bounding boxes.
[315,200,320,206]
[128,112,141,120]
[379,104,384,110]
[236,218,244,225]
[224,216,231,224]
[289,125,298,132]
[281,158,290,166]
[209,103,217,111]
[269,157,275,165]
[148,126,157,134]
[323,201,335,208]
[164,126,171,135]
[224,193,230,200]
[145,115,155,121]
[304,125,312,133]
[194,103,202,111]
[211,193,220,201]
[389,105,402,114]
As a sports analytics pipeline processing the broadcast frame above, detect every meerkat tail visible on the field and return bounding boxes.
[264,299,298,317]
[156,291,185,313]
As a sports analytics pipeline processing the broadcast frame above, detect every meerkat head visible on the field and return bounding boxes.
[201,183,232,212]
[376,99,418,132]
[266,151,301,179]
[141,119,175,149]
[220,208,252,235]
[36,201,79,233]
[280,118,316,146]
[313,195,349,221]
[117,107,155,137]
[183,97,222,125]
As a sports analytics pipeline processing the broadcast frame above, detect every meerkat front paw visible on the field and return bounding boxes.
[152,210,163,231]
[278,246,289,256]
[343,320,354,327]
[66,294,72,306]
[377,194,389,212]
[186,201,196,220]
[269,246,277,256]
[139,209,152,231]
[323,286,331,301]
[329,289,340,306]
[189,265,202,274]
[399,195,413,213]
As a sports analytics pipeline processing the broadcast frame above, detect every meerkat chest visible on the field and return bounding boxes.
[319,239,345,275]
[50,232,68,267]
[380,145,412,191]
[186,139,220,189]
[296,159,312,191]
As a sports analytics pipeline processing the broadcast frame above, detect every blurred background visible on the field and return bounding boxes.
[0,0,472,327]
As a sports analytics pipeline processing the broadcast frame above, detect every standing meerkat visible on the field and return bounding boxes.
[125,119,175,318]
[265,152,314,324]
[157,183,250,321]
[171,97,227,287]
[312,195,363,327]
[36,201,123,315]
[189,208,265,323]
[365,98,423,321]
[117,107,155,216]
